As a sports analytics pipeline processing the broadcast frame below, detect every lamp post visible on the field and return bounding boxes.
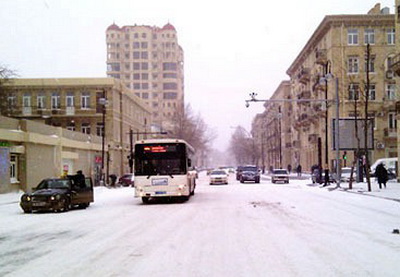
[322,61,331,187]
[98,90,108,186]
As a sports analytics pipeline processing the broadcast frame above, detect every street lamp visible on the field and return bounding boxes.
[320,61,333,187]
[98,90,108,186]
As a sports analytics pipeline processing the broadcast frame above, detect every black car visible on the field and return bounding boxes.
[240,166,260,183]
[236,166,244,180]
[117,173,134,187]
[311,168,334,184]
[20,176,94,213]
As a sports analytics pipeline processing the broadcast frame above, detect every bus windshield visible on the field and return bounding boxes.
[134,143,187,176]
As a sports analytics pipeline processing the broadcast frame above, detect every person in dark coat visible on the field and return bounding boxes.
[375,163,388,189]
[296,164,302,176]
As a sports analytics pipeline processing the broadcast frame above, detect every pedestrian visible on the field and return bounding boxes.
[109,174,117,188]
[375,163,388,189]
[297,164,302,177]
[75,170,86,188]
[287,164,292,174]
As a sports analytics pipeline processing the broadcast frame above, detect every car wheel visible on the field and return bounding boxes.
[79,203,89,209]
[57,198,70,213]
[142,197,150,204]
[23,208,32,214]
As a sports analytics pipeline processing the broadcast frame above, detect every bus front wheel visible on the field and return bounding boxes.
[142,197,150,204]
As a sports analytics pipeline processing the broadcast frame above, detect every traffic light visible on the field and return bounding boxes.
[342,151,347,160]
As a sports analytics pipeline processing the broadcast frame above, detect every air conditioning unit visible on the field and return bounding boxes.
[376,142,385,149]
[386,70,394,79]
[376,111,385,117]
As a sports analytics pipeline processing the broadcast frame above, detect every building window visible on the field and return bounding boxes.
[51,92,61,109]
[388,112,397,130]
[141,73,148,80]
[133,42,140,49]
[133,83,140,90]
[386,83,396,100]
[348,56,359,74]
[142,92,149,99]
[387,28,395,45]
[141,42,148,48]
[133,62,140,70]
[367,84,376,100]
[66,92,75,107]
[10,155,18,182]
[67,122,76,131]
[133,51,140,59]
[96,122,104,137]
[163,62,177,71]
[142,33,147,38]
[141,62,148,70]
[7,95,16,108]
[163,82,177,90]
[82,123,91,134]
[142,83,149,89]
[364,56,375,73]
[107,63,120,71]
[23,94,31,107]
[141,51,148,59]
[163,73,177,78]
[133,73,140,80]
[81,92,90,109]
[37,94,45,109]
[163,92,178,99]
[364,29,375,45]
[348,83,359,100]
[348,29,358,45]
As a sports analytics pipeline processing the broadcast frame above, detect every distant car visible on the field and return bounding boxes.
[236,166,244,180]
[340,167,355,182]
[271,169,289,184]
[118,173,134,187]
[209,170,228,185]
[311,168,335,184]
[20,177,94,213]
[240,166,260,183]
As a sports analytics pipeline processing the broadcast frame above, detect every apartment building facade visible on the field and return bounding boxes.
[252,3,398,173]
[1,78,151,184]
[106,23,184,131]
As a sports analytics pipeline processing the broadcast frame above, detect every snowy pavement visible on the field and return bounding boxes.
[1,173,400,277]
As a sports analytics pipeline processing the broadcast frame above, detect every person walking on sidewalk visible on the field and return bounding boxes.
[375,163,388,189]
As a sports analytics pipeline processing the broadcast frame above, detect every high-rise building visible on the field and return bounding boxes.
[106,23,184,131]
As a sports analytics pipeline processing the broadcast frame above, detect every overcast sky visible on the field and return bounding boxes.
[0,0,395,150]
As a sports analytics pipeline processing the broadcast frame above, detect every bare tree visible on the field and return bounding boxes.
[168,103,216,154]
[229,126,258,165]
[0,64,17,116]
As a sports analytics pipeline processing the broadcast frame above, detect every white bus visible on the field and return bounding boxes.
[134,139,197,203]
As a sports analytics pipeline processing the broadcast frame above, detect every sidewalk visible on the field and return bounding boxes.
[263,172,400,202]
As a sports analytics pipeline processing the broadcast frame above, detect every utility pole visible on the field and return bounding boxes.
[365,43,372,191]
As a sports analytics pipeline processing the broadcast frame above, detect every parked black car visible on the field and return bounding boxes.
[240,165,260,183]
[20,176,93,213]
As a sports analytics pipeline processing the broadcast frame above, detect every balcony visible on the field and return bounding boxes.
[315,49,327,65]
[22,107,32,116]
[390,53,400,77]
[297,68,311,84]
[66,106,75,116]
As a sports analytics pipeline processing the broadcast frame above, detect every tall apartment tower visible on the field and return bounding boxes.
[106,23,184,131]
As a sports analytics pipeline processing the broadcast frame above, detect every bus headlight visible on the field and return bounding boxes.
[178,184,186,190]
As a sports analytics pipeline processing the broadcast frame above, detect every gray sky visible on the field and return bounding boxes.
[0,0,395,150]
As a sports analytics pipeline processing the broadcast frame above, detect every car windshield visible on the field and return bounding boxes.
[211,170,226,175]
[274,170,288,174]
[243,167,257,172]
[36,179,71,190]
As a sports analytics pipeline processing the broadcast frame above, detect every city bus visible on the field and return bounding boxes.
[134,139,196,203]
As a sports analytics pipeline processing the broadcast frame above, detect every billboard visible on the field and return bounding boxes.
[332,118,374,150]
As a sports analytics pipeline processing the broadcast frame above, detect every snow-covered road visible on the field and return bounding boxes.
[1,173,399,277]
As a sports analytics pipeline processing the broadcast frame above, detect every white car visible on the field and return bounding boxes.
[271,169,289,184]
[340,167,355,182]
[209,170,228,185]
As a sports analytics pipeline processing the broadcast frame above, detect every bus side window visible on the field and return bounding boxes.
[188,159,192,168]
